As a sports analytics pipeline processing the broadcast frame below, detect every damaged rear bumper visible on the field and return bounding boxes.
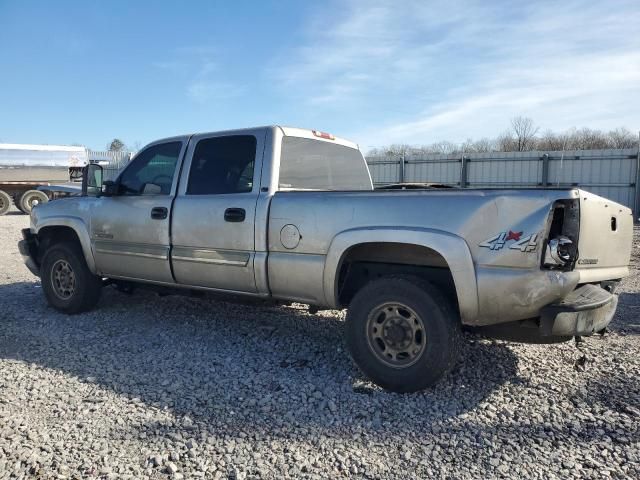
[539,284,617,336]
[473,284,618,343]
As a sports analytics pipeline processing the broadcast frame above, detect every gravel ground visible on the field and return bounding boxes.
[0,206,639,479]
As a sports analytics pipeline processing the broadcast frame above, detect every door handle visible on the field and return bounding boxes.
[150,207,168,220]
[224,208,246,222]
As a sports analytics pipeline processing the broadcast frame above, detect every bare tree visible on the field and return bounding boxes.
[496,131,517,152]
[607,128,636,148]
[510,116,539,151]
[108,138,126,152]
[384,144,412,157]
[427,141,458,155]
[567,128,608,150]
[368,120,637,157]
[537,130,564,151]
[461,137,495,153]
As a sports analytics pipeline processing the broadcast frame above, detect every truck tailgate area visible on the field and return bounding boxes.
[576,190,633,283]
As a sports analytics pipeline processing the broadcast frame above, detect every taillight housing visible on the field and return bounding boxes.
[312,130,335,140]
[542,199,579,270]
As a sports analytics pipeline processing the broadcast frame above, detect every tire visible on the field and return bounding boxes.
[0,190,11,216]
[12,193,26,213]
[20,190,49,214]
[40,241,102,314]
[346,275,462,393]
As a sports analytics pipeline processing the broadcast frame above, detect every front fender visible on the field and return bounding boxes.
[322,227,478,323]
[34,215,96,273]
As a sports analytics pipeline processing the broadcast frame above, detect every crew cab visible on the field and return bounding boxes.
[19,126,634,392]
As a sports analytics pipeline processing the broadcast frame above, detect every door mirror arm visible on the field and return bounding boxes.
[102,180,118,197]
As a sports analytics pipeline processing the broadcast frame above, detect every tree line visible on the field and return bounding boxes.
[368,117,639,157]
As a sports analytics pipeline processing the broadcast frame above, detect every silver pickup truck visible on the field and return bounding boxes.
[19,126,633,392]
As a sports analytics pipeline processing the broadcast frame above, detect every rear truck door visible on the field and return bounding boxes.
[170,129,266,293]
[90,138,188,283]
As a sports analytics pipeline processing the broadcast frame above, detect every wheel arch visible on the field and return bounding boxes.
[323,227,479,323]
[35,217,96,273]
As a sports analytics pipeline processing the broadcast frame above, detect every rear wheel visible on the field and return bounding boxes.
[41,242,102,314]
[12,193,26,213]
[20,190,49,214]
[0,190,11,216]
[346,275,461,393]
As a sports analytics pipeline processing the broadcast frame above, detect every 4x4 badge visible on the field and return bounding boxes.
[480,231,538,252]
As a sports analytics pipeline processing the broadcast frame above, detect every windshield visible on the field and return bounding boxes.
[279,137,372,191]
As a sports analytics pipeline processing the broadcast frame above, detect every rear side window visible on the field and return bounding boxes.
[187,135,257,195]
[279,137,372,191]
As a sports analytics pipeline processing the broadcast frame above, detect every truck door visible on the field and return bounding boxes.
[171,130,265,293]
[90,139,187,283]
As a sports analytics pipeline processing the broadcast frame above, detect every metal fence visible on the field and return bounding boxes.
[367,148,640,217]
[88,150,132,181]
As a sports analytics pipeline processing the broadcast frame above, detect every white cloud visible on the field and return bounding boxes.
[153,47,244,104]
[186,80,244,103]
[151,61,186,72]
[275,0,640,147]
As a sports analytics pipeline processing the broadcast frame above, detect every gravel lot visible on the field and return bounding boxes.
[1,206,639,479]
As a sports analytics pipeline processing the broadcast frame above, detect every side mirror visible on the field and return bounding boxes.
[82,164,104,197]
[102,181,118,196]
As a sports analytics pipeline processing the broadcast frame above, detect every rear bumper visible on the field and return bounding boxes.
[472,284,618,343]
[18,228,40,277]
[539,284,617,336]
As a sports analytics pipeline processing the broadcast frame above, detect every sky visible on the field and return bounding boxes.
[0,0,638,151]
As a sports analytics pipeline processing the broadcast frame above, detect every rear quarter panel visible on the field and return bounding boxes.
[267,188,579,324]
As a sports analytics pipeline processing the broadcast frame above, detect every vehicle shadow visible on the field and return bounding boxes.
[0,281,520,437]
[613,292,640,335]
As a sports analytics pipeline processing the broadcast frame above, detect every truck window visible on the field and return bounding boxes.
[186,135,257,195]
[279,137,372,191]
[118,142,182,195]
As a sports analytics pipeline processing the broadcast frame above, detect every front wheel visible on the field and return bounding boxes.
[40,242,102,314]
[346,275,462,393]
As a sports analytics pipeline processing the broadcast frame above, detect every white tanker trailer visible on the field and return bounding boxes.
[0,143,88,215]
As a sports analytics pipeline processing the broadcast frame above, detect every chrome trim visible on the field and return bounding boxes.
[103,274,269,298]
[93,241,169,260]
[172,247,250,267]
[548,236,573,265]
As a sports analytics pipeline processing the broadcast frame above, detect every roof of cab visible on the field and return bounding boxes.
[277,126,359,150]
[149,126,360,151]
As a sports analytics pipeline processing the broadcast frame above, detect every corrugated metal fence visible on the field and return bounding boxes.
[367,148,640,217]
[88,150,132,181]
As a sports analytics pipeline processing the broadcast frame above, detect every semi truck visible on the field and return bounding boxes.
[0,143,88,215]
